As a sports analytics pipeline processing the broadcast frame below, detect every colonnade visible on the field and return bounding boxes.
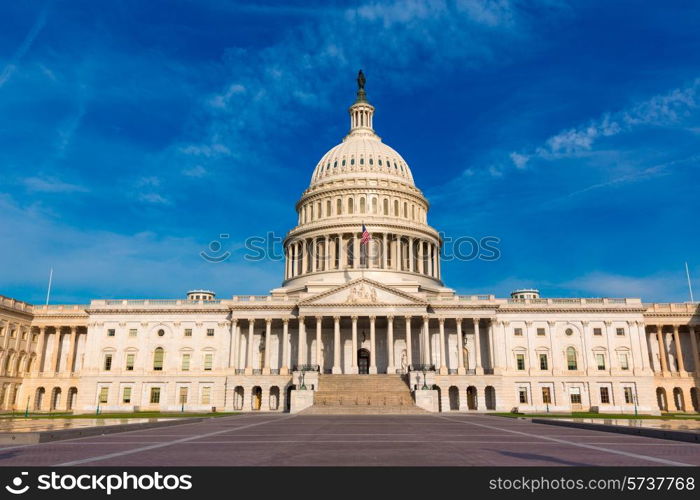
[284,233,440,280]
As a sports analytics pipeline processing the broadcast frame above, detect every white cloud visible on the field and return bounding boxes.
[182,165,207,177]
[509,151,529,169]
[23,176,88,193]
[534,79,699,158]
[0,6,49,88]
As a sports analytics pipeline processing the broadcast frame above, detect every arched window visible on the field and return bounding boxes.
[336,198,342,215]
[393,200,398,216]
[403,202,408,218]
[566,347,577,371]
[383,199,389,215]
[360,197,366,213]
[371,197,377,213]
[348,197,354,214]
[326,199,331,216]
[153,348,164,371]
[316,201,321,218]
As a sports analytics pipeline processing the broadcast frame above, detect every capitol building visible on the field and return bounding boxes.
[1,74,698,416]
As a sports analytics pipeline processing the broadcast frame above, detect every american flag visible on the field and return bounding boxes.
[360,223,372,245]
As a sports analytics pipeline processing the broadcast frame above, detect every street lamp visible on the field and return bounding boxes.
[422,368,428,390]
[299,369,306,390]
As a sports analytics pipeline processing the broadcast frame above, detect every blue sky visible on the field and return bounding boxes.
[1,0,699,304]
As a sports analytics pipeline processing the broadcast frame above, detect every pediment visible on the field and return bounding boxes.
[298,278,427,306]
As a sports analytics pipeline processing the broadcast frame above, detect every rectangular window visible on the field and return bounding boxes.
[536,328,545,336]
[99,387,109,404]
[129,328,137,337]
[539,353,548,370]
[184,328,192,337]
[619,353,629,370]
[206,328,215,337]
[10,329,16,338]
[516,354,525,370]
[570,387,582,404]
[542,387,552,404]
[107,329,115,337]
[181,353,191,371]
[600,387,610,404]
[123,387,132,403]
[204,353,213,371]
[596,354,606,370]
[150,387,161,404]
[32,333,38,342]
[153,349,164,371]
[179,387,188,404]
[104,354,113,371]
[514,328,523,336]
[21,330,27,340]
[125,354,135,371]
[201,386,211,405]
[593,327,602,336]
[624,387,634,404]
[518,388,528,404]
[616,327,625,336]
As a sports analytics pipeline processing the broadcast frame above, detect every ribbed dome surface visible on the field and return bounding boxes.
[310,132,414,186]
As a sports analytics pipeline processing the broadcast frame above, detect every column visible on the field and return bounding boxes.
[329,235,336,270]
[638,322,650,371]
[33,327,47,375]
[333,316,342,374]
[689,326,699,375]
[352,234,359,269]
[580,321,590,373]
[438,318,447,374]
[395,236,402,270]
[382,233,388,269]
[315,316,322,371]
[456,318,465,374]
[487,319,495,372]
[311,237,317,272]
[547,321,557,374]
[340,234,347,269]
[229,319,238,369]
[604,321,616,372]
[324,235,330,271]
[49,327,61,374]
[386,316,395,373]
[245,319,254,374]
[66,327,77,374]
[281,319,290,375]
[657,326,669,374]
[422,316,430,366]
[405,316,413,369]
[673,325,686,375]
[351,316,358,373]
[408,237,414,272]
[417,241,424,275]
[473,318,483,374]
[297,317,305,368]
[263,318,272,374]
[369,316,377,374]
[301,240,308,274]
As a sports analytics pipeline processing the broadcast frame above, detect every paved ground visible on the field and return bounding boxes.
[0,413,698,466]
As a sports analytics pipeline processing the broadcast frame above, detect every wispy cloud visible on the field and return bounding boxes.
[0,5,50,88]
[512,78,700,164]
[23,176,88,193]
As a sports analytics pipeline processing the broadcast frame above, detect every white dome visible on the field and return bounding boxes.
[311,132,414,186]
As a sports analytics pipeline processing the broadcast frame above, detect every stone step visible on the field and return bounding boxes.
[308,373,421,415]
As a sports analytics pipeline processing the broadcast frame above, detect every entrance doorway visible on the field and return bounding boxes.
[358,348,370,374]
[252,386,262,410]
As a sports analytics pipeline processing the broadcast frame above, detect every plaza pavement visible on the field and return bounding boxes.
[0,414,698,466]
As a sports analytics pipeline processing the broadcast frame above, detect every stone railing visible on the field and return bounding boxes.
[34,304,88,313]
[0,295,33,313]
[91,299,223,307]
[644,302,700,314]
[507,298,642,305]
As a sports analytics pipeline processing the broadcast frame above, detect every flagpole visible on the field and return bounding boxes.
[686,262,694,302]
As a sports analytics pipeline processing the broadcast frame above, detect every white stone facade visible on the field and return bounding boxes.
[2,76,698,415]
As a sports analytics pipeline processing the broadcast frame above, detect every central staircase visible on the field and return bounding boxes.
[303,374,426,415]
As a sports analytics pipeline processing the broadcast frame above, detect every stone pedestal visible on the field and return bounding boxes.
[414,389,439,412]
[289,390,314,413]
